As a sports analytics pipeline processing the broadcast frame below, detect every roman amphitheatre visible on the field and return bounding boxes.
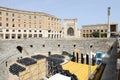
[0,38,119,80]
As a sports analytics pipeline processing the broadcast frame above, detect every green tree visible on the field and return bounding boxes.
[92,31,99,37]
[101,33,107,37]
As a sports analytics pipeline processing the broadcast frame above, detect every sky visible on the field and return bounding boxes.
[0,0,120,30]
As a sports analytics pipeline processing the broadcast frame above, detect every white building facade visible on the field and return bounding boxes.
[0,6,62,40]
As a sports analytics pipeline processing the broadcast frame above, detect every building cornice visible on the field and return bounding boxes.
[0,6,61,19]
[82,23,118,27]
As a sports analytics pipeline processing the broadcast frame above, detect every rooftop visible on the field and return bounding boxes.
[17,57,37,66]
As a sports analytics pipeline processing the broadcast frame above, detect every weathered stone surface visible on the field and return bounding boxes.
[0,38,116,80]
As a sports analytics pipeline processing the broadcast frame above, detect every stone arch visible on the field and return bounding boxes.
[67,27,74,36]
[16,46,23,53]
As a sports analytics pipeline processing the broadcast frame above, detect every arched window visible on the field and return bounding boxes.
[12,24,15,27]
[67,27,74,36]
[16,46,23,53]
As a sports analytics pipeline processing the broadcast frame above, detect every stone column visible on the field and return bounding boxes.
[3,33,5,39]
[9,33,12,40]
[107,7,111,38]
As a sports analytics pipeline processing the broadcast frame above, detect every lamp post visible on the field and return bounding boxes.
[107,7,111,38]
[88,44,93,79]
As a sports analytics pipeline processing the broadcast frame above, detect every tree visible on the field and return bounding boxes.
[92,31,99,37]
[101,33,107,37]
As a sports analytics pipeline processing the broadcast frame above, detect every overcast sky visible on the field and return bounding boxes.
[0,0,119,30]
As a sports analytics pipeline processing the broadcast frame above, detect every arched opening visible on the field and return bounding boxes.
[48,51,51,56]
[6,61,8,67]
[58,44,60,47]
[16,46,23,53]
[67,27,74,36]
[42,44,45,47]
[76,53,79,63]
[30,45,33,48]
[74,44,76,47]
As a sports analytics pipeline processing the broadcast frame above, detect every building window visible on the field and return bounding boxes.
[12,24,15,27]
[83,34,85,37]
[39,30,41,32]
[12,30,15,32]
[73,44,76,47]
[18,30,21,32]
[0,12,2,15]
[5,34,9,39]
[86,34,88,37]
[6,13,8,16]
[34,30,36,32]
[12,35,15,39]
[30,45,33,48]
[90,30,92,32]
[51,17,53,20]
[29,30,31,32]
[6,23,8,27]
[18,34,21,39]
[101,30,103,32]
[48,30,51,33]
[0,22,2,26]
[29,16,31,19]
[18,24,20,27]
[42,44,45,47]
[34,34,37,37]
[58,44,60,47]
[0,17,2,21]
[6,29,9,32]
[48,51,51,56]
[48,34,50,38]
[12,13,14,17]
[12,19,14,22]
[6,18,8,21]
[105,30,107,32]
[90,34,92,37]
[24,30,26,32]
[39,34,42,37]
[29,34,32,37]
[97,30,99,32]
